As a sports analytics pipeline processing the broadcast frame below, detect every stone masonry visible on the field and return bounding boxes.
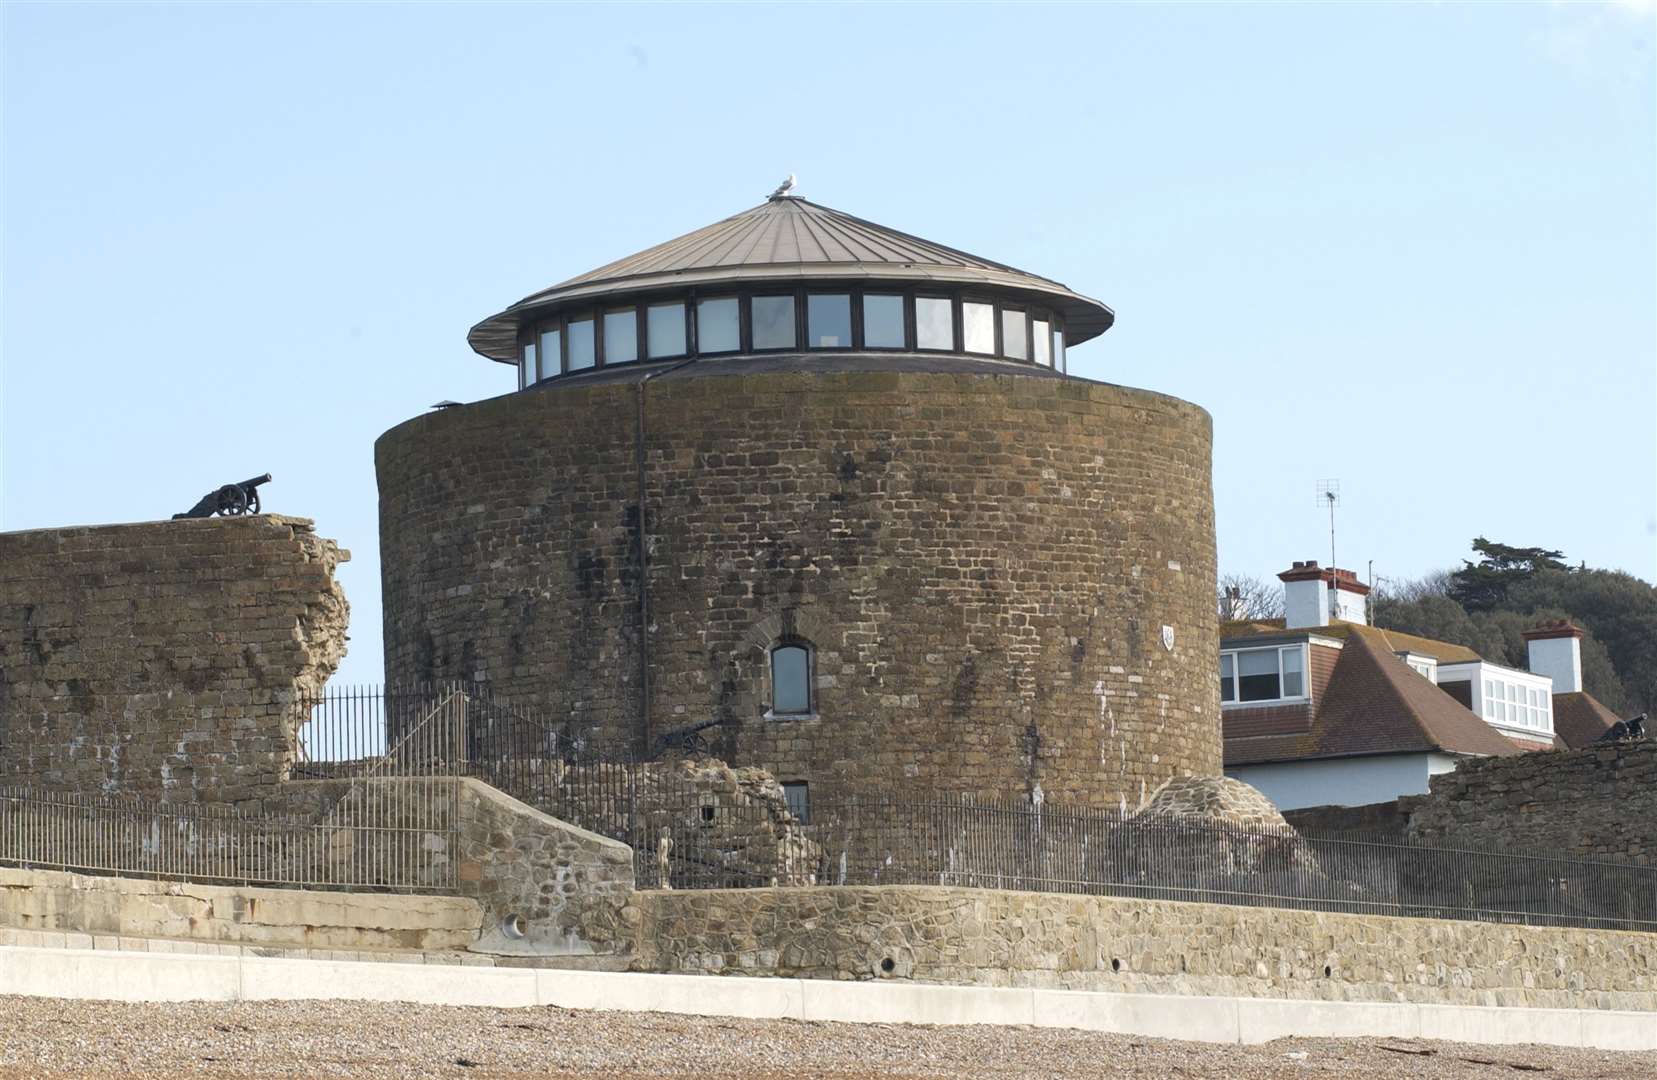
[1405,741,1655,865]
[377,364,1220,812]
[0,516,348,805]
[632,884,1657,1011]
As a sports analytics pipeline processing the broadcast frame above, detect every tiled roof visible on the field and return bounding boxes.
[1220,619,1484,664]
[1224,628,1520,766]
[1552,691,1622,749]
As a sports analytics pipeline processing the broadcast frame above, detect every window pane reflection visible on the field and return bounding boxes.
[915,297,952,350]
[1001,309,1028,360]
[538,328,561,379]
[647,303,686,358]
[751,295,796,350]
[962,302,995,354]
[772,645,811,714]
[807,294,852,348]
[697,298,739,353]
[1032,319,1051,366]
[604,309,638,364]
[567,318,595,370]
[1053,328,1065,373]
[862,294,904,348]
[521,343,537,388]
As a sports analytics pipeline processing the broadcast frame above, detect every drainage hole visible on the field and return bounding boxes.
[501,913,526,940]
[1111,958,1121,972]
[880,957,896,974]
[1323,965,1332,978]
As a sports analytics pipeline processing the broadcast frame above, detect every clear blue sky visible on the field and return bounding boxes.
[4,2,1653,686]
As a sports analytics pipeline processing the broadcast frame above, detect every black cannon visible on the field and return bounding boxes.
[1594,712,1648,744]
[173,474,272,519]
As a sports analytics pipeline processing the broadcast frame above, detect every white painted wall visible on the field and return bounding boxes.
[1283,579,1328,629]
[1527,636,1582,694]
[1333,587,1367,625]
[1226,754,1438,810]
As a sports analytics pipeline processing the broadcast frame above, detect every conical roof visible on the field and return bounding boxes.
[468,197,1114,362]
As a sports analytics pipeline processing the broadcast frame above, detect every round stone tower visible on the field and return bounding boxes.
[377,191,1220,809]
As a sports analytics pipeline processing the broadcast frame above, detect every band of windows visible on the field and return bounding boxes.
[517,287,1068,388]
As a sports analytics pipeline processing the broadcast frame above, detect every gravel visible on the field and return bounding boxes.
[0,995,1652,1079]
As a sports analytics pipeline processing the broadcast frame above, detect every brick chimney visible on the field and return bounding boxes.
[1278,560,1370,629]
[1523,620,1582,694]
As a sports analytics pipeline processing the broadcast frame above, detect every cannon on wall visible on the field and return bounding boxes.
[173,474,272,519]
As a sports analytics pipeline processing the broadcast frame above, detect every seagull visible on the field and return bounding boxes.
[769,174,797,200]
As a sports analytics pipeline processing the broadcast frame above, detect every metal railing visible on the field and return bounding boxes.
[281,685,1654,929]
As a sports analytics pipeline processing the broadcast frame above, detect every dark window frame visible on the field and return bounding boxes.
[749,292,799,352]
[768,639,815,718]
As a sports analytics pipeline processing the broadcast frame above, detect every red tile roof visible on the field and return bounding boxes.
[1224,628,1521,766]
[1551,692,1622,749]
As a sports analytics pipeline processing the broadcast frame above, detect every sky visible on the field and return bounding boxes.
[3,1,1654,686]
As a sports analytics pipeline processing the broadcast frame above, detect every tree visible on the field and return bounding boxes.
[1447,537,1568,612]
[1217,573,1284,621]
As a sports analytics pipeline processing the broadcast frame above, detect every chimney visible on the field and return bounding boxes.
[1278,560,1371,629]
[1523,620,1583,694]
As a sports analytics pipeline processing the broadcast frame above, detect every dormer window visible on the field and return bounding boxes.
[1220,644,1307,705]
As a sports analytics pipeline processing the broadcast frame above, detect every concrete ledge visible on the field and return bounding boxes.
[2,945,1652,1052]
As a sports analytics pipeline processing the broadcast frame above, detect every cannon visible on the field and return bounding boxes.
[173,474,272,519]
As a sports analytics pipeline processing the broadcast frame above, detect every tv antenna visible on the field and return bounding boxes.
[1316,479,1340,618]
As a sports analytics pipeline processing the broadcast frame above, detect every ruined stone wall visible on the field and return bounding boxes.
[632,885,1657,1011]
[0,516,348,805]
[378,364,1219,811]
[1406,742,1655,865]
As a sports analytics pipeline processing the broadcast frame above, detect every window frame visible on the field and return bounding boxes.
[767,640,815,719]
[749,292,799,352]
[1219,644,1310,707]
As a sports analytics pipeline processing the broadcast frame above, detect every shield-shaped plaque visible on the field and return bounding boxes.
[1160,624,1175,651]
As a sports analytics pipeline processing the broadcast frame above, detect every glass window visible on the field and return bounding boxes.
[807,293,852,349]
[1281,647,1305,697]
[1237,649,1281,702]
[1000,309,1028,360]
[567,318,595,371]
[647,303,686,358]
[697,297,739,354]
[962,301,995,354]
[1220,654,1236,703]
[771,644,811,715]
[863,294,905,348]
[604,308,638,364]
[782,781,809,824]
[1053,327,1065,373]
[1032,319,1051,366]
[916,296,953,350]
[520,342,536,388]
[751,295,796,350]
[538,327,561,379]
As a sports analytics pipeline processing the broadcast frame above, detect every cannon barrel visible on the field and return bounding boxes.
[239,473,273,490]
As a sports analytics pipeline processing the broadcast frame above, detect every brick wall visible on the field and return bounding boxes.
[377,363,1219,811]
[1406,741,1654,864]
[0,516,348,804]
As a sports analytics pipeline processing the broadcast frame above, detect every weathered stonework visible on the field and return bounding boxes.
[1406,741,1655,865]
[632,885,1657,1011]
[0,516,348,805]
[1134,775,1291,832]
[377,364,1219,811]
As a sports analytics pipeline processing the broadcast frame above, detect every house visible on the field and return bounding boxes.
[1219,561,1619,810]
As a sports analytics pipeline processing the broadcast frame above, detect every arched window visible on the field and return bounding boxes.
[770,642,813,716]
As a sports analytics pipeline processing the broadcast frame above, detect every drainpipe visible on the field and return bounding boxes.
[634,357,697,758]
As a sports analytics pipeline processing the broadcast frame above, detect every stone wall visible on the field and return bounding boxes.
[0,516,349,805]
[377,361,1219,812]
[275,778,638,959]
[1406,741,1655,864]
[0,865,479,952]
[632,885,1657,1011]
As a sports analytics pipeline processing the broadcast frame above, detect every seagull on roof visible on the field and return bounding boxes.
[769,174,797,200]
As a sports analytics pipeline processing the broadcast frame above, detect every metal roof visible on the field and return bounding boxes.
[468,196,1115,362]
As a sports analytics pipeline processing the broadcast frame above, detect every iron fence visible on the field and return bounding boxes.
[274,684,1657,930]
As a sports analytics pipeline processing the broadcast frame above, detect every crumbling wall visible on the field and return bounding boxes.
[0,515,348,805]
[1405,741,1655,865]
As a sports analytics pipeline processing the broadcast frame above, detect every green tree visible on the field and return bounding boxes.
[1447,537,1568,612]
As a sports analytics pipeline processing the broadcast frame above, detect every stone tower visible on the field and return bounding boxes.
[377,191,1220,810]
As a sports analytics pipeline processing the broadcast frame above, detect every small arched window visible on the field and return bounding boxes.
[770,643,813,716]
